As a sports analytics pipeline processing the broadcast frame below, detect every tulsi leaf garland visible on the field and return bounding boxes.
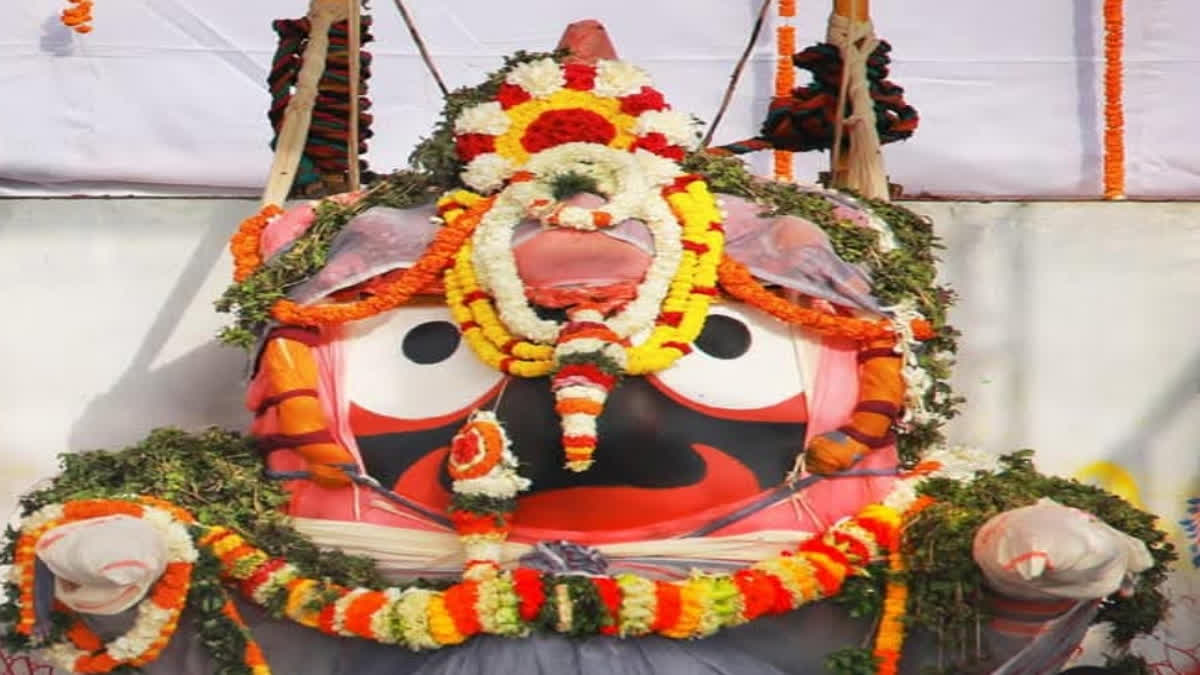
[900,450,1174,673]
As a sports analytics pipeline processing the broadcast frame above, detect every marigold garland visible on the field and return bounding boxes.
[717,254,933,342]
[230,204,285,283]
[871,496,933,675]
[1103,0,1125,199]
[444,174,725,381]
[60,0,94,34]
[774,0,797,182]
[445,411,530,568]
[7,496,904,666]
[268,196,493,326]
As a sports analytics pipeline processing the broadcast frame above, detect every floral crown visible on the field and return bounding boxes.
[452,57,702,192]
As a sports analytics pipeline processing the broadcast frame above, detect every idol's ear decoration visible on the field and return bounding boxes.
[719,192,884,315]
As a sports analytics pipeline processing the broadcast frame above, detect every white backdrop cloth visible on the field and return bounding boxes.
[3,0,1200,198]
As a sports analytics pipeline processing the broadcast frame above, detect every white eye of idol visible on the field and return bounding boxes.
[342,305,503,420]
[650,303,807,411]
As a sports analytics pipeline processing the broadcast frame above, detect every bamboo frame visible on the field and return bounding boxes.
[260,0,350,207]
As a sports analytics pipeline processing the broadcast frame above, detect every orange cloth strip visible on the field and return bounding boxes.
[258,337,354,485]
[805,336,905,474]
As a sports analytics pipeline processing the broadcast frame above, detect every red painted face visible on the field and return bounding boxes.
[341,302,810,534]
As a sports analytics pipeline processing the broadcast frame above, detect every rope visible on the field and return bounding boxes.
[828,11,890,200]
[1103,0,1125,199]
[708,40,916,158]
[701,0,773,149]
[268,15,375,195]
[773,0,797,181]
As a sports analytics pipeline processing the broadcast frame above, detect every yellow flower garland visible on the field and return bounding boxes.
[626,179,724,374]
[444,178,725,378]
[445,244,553,377]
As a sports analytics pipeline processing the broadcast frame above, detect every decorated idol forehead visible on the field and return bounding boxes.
[453,57,702,193]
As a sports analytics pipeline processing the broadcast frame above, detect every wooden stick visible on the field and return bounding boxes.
[347,0,361,192]
[834,0,869,16]
[261,0,350,207]
[702,0,773,148]
[392,0,449,97]
[829,0,862,188]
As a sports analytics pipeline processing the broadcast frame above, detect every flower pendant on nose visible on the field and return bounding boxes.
[551,308,626,471]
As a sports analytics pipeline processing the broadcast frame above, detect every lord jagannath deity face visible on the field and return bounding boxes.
[247,52,917,571]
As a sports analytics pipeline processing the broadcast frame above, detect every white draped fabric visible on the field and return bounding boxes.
[3,0,1199,197]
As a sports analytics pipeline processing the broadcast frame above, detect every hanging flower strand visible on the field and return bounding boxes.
[1102,0,1125,199]
[774,0,797,181]
[60,0,94,33]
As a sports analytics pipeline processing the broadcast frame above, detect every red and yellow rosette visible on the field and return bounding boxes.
[445,411,531,570]
[451,57,702,193]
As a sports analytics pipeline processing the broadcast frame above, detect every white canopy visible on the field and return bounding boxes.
[3,0,1198,197]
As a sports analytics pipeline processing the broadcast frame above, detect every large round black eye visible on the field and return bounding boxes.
[401,321,461,364]
[694,314,752,359]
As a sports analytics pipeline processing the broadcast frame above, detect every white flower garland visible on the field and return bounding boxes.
[461,154,516,194]
[884,298,940,427]
[470,143,686,344]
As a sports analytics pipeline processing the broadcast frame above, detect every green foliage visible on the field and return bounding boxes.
[824,647,879,674]
[1105,652,1154,675]
[215,171,441,347]
[832,563,887,619]
[189,544,255,675]
[15,427,388,589]
[408,50,568,188]
[904,451,1175,656]
[549,171,601,200]
[556,575,611,636]
[683,151,962,465]
[451,493,517,517]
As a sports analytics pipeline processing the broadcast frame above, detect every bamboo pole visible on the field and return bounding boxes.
[829,0,869,189]
[261,0,350,207]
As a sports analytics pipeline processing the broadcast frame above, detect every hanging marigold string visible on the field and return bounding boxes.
[60,0,94,33]
[1102,0,1125,199]
[871,495,934,675]
[773,0,797,181]
[230,204,285,283]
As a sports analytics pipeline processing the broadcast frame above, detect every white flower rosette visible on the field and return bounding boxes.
[505,57,566,98]
[593,59,652,97]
